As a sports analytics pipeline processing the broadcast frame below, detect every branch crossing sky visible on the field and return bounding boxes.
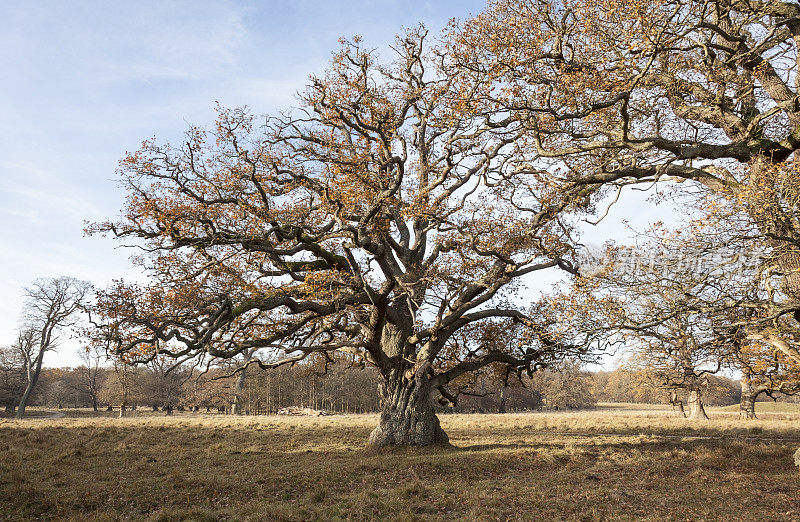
[0,1,671,367]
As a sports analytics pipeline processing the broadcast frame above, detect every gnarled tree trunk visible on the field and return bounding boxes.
[687,388,708,420]
[739,378,758,420]
[231,367,246,415]
[231,348,255,415]
[368,362,449,447]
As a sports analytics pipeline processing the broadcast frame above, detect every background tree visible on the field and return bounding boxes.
[77,344,107,412]
[630,347,720,420]
[15,276,91,418]
[589,222,748,419]
[732,337,800,419]
[529,359,597,410]
[223,348,258,415]
[89,29,612,445]
[38,367,84,409]
[101,354,133,417]
[597,367,665,405]
[455,0,800,368]
[136,356,189,414]
[190,367,233,411]
[597,179,800,419]
[0,345,25,414]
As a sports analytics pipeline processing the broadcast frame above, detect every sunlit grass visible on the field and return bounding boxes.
[1,406,799,520]
[714,402,800,414]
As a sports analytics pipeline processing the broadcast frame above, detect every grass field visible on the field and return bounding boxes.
[714,401,800,414]
[1,405,799,521]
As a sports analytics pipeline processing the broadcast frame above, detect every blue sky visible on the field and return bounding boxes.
[0,1,675,367]
[0,1,488,365]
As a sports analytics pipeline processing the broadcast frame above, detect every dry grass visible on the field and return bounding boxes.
[1,406,799,520]
[714,402,800,414]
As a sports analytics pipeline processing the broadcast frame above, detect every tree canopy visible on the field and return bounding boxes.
[89,29,608,445]
[88,0,800,442]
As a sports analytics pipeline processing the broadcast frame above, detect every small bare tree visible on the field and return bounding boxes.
[77,344,107,412]
[15,277,91,419]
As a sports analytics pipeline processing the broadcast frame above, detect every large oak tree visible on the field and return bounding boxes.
[90,30,607,445]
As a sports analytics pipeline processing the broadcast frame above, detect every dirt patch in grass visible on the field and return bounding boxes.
[1,412,798,520]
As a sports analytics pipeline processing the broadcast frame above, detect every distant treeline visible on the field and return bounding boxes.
[3,353,765,415]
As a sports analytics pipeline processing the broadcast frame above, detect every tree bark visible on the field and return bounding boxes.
[687,389,709,420]
[739,378,758,420]
[15,374,38,419]
[231,349,255,415]
[16,350,44,419]
[368,363,449,447]
[231,367,246,415]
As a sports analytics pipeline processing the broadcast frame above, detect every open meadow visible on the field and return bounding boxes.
[2,404,800,521]
[5,1,800,520]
